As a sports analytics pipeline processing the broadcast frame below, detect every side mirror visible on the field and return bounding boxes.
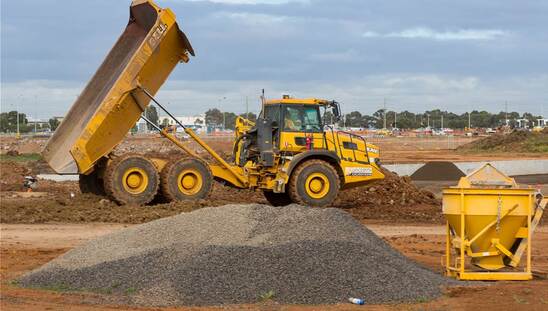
[330,101,342,122]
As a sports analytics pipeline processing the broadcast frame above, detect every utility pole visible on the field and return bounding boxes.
[468,111,471,129]
[504,101,509,126]
[427,114,430,128]
[383,98,387,129]
[394,111,397,129]
[16,95,20,137]
[441,113,444,129]
[245,96,249,119]
[34,95,38,134]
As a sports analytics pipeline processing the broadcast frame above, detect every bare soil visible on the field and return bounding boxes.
[457,129,548,153]
[1,223,547,310]
[0,161,442,224]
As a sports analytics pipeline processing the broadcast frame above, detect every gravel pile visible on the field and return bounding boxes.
[19,204,451,306]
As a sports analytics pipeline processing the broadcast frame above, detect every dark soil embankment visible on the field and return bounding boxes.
[458,129,548,153]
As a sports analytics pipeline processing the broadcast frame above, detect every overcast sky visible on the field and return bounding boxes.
[2,0,547,118]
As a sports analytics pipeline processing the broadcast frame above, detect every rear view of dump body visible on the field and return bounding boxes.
[43,0,194,174]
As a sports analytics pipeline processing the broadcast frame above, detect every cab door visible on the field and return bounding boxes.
[279,104,326,153]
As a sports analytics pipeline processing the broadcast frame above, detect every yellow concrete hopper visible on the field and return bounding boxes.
[42,0,194,174]
[442,164,544,281]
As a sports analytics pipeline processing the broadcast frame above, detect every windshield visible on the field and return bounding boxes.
[283,105,322,132]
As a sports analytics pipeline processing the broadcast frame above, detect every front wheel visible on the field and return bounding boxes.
[288,160,340,207]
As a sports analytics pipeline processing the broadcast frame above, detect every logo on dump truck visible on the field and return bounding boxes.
[345,167,373,176]
[149,23,168,47]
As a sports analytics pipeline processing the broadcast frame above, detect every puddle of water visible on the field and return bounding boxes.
[38,174,79,182]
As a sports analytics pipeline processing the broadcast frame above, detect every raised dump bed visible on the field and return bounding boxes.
[42,0,194,175]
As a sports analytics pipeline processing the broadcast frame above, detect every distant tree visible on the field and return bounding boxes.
[223,112,238,130]
[0,111,28,132]
[322,111,335,125]
[48,118,60,131]
[205,108,223,127]
[145,106,159,130]
[345,111,363,127]
[194,118,204,125]
[239,112,257,122]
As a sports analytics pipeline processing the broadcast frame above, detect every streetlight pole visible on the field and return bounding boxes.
[16,94,21,137]
[245,96,249,119]
[34,95,38,134]
[441,113,444,129]
[383,98,387,129]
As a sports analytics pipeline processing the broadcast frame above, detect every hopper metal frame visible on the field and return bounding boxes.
[444,188,540,281]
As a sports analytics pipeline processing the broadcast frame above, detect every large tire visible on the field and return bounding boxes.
[160,158,213,202]
[288,159,340,207]
[78,170,105,195]
[103,154,159,205]
[263,191,293,207]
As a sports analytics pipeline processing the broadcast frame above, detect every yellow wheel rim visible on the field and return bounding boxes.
[122,168,149,194]
[304,173,330,199]
[177,169,203,195]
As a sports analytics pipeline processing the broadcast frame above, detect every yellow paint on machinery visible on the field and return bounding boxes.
[42,0,194,174]
[442,164,545,281]
[42,1,385,206]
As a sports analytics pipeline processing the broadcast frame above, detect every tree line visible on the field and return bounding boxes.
[326,109,543,129]
[1,108,544,133]
[0,111,61,133]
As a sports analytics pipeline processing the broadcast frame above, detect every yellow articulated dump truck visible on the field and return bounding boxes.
[43,0,385,207]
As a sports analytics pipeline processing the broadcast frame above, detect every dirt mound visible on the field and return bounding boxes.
[458,130,548,153]
[337,169,442,222]
[18,141,43,154]
[0,161,32,191]
[0,182,263,224]
[411,162,465,181]
[1,165,442,223]
[19,204,451,306]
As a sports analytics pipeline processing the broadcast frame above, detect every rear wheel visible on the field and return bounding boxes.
[160,158,213,201]
[288,159,340,207]
[103,154,159,205]
[263,191,293,206]
[78,170,105,195]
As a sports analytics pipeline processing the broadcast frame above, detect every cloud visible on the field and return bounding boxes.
[363,27,508,41]
[213,11,289,25]
[3,75,546,119]
[309,49,364,63]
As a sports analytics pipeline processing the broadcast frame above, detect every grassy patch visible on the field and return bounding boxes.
[125,287,137,294]
[36,283,72,292]
[0,153,42,162]
[513,295,529,304]
[259,290,275,301]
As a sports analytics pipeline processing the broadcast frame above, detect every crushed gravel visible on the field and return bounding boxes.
[19,204,452,306]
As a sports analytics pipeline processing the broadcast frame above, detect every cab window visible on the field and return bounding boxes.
[263,105,281,125]
[283,105,322,132]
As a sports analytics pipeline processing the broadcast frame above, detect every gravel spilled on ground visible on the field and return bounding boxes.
[19,204,452,306]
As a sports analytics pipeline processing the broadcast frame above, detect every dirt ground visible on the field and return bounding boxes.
[1,135,547,310]
[0,160,445,224]
[1,222,547,311]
